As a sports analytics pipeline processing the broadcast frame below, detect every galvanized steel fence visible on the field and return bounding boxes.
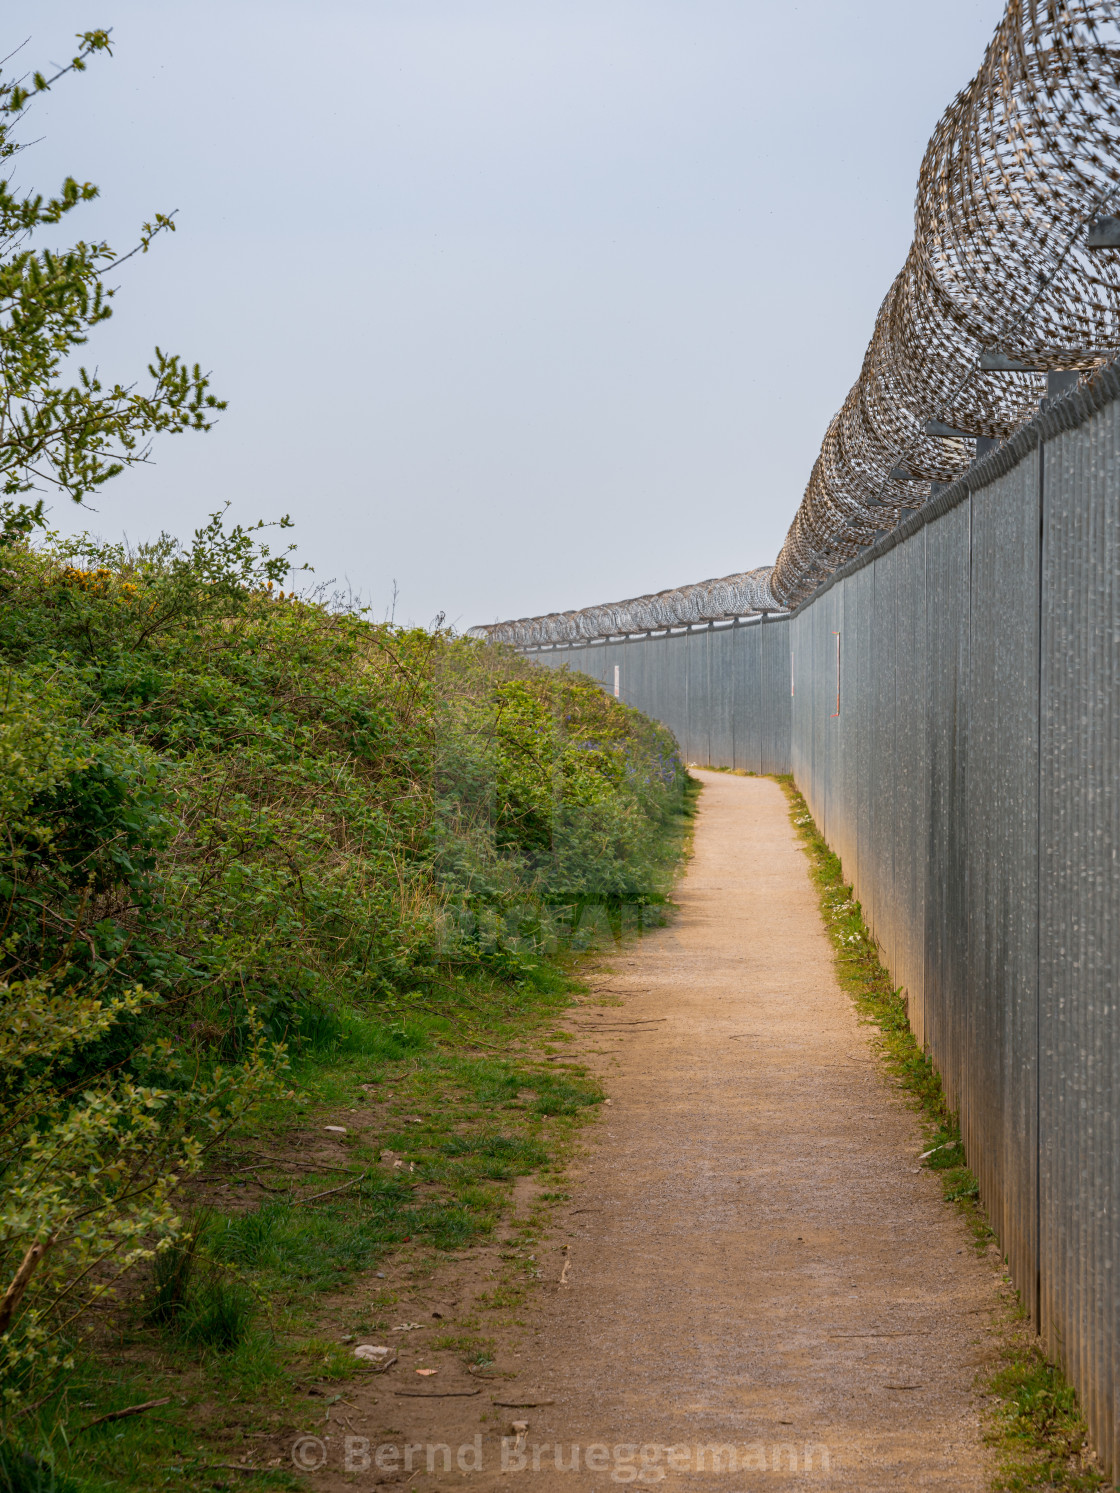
[526,368,1120,1472]
[523,613,791,776]
[790,366,1120,1470]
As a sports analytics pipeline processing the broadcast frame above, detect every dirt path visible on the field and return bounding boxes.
[505,771,1002,1489]
[303,771,1003,1490]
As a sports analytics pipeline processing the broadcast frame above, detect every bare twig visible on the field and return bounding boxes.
[243,1153,360,1175]
[247,1171,289,1194]
[78,1397,170,1433]
[569,1018,666,1028]
[290,1171,369,1207]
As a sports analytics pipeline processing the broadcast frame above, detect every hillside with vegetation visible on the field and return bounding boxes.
[0,520,693,1487]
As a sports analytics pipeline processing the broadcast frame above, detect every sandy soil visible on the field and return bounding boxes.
[293,771,1003,1491]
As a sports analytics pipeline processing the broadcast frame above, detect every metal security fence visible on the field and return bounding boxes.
[521,365,1120,1469]
[790,368,1120,1470]
[516,364,1120,1468]
[523,613,791,775]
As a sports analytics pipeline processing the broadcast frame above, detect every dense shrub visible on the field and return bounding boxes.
[0,518,687,1402]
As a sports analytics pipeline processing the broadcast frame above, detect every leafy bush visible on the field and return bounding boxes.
[0,516,687,1412]
[0,22,291,1420]
[490,673,685,900]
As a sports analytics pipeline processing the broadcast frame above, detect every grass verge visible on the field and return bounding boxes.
[14,970,578,1487]
[776,775,1106,1493]
[13,838,696,1491]
[12,967,600,1489]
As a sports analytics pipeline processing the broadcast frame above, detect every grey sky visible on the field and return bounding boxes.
[24,1,1000,629]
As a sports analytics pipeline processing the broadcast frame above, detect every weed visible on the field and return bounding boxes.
[477,1285,527,1310]
[989,1349,1106,1490]
[144,1210,212,1326]
[430,1333,495,1363]
[177,1277,256,1350]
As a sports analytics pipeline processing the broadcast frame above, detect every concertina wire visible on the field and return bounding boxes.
[471,0,1120,646]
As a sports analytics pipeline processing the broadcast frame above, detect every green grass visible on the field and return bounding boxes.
[776,776,1105,1492]
[8,870,677,1491]
[987,1350,1107,1491]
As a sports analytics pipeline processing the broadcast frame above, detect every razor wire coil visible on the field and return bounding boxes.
[466,567,778,648]
[473,0,1120,643]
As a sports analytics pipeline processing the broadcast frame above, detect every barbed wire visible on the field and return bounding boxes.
[474,0,1120,643]
[465,566,778,648]
[771,0,1120,603]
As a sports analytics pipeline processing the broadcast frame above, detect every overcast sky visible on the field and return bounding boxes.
[22,1,1002,629]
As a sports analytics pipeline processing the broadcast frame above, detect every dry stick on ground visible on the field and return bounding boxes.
[393,1388,482,1398]
[248,1155,359,1174]
[569,1019,666,1028]
[78,1398,171,1433]
[247,1171,289,1193]
[290,1171,369,1207]
[15,1390,58,1421]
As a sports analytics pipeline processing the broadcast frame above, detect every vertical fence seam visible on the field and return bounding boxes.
[1036,435,1045,1333]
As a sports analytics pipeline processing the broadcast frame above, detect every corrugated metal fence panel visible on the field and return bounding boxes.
[657,634,688,745]
[699,629,713,765]
[830,577,857,897]
[866,552,896,960]
[523,620,791,775]
[792,609,814,803]
[966,449,1041,1315]
[901,525,931,1039]
[848,560,875,918]
[1039,402,1120,1468]
[708,627,736,769]
[922,498,970,1118]
[850,536,920,1033]
[628,636,649,719]
[788,386,1120,1472]
[806,588,832,839]
[760,618,792,775]
[811,594,831,832]
[734,622,762,772]
[820,584,843,851]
